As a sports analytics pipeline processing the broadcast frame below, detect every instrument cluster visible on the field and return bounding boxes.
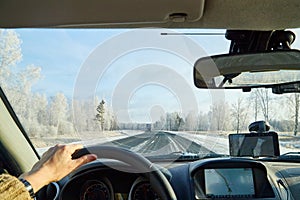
[61,166,160,200]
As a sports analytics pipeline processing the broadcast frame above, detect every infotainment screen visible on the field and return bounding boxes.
[204,168,255,198]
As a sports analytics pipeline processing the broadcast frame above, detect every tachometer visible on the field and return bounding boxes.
[80,179,113,200]
[129,177,160,200]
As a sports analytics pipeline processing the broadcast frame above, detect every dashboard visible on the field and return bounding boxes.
[54,157,299,200]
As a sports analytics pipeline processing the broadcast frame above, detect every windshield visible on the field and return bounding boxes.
[1,28,300,159]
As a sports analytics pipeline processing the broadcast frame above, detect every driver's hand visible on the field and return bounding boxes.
[20,144,97,193]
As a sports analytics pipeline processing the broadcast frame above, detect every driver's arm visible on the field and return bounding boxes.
[20,144,97,193]
[0,173,32,200]
[0,144,97,200]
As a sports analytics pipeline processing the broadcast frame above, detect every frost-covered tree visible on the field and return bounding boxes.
[71,100,86,132]
[231,98,249,133]
[254,88,271,122]
[94,98,118,131]
[0,30,43,138]
[0,30,23,116]
[153,115,165,130]
[49,93,68,130]
[197,112,209,131]
[185,111,198,131]
[174,112,184,131]
[72,98,103,133]
[286,93,300,136]
[110,115,119,130]
[209,101,231,131]
[249,91,259,121]
[95,99,106,131]
[104,109,112,131]
[0,30,22,88]
[35,93,48,125]
[17,65,41,94]
[164,112,184,131]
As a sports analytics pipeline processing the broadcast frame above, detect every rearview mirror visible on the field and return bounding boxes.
[194,50,300,90]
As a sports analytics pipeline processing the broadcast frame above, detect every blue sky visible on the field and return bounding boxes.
[14,28,231,122]
[17,28,229,98]
[18,29,123,95]
[13,28,300,122]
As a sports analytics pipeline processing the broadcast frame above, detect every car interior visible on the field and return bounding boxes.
[1,0,300,200]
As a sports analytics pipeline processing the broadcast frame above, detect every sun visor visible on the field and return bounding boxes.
[0,0,205,28]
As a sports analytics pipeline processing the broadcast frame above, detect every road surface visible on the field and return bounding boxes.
[36,130,296,156]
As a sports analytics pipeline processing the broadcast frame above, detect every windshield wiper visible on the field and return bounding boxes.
[261,152,300,162]
[278,152,300,161]
[146,152,227,162]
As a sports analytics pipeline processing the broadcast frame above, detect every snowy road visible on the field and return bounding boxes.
[36,131,297,156]
[101,131,215,156]
[100,131,298,156]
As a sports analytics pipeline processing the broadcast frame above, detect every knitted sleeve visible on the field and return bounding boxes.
[0,174,31,200]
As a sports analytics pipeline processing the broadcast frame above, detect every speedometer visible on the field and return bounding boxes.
[80,179,113,200]
[129,177,160,200]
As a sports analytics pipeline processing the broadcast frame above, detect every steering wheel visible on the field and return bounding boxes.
[71,145,177,200]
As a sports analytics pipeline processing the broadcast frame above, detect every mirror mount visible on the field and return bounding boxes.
[249,121,270,133]
[226,30,273,54]
[219,73,240,87]
[268,30,296,50]
[226,30,296,54]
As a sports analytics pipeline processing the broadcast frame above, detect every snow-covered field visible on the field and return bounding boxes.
[177,132,297,155]
[35,130,143,155]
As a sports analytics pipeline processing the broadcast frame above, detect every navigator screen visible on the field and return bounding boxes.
[204,168,255,198]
